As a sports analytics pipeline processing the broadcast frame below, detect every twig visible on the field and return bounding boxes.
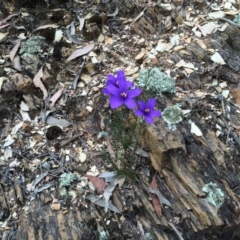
[82,1,94,11]
[221,98,225,115]
[130,6,148,27]
[218,115,240,146]
[60,134,82,147]
[226,127,231,146]
[72,59,85,91]
[168,221,185,240]
[109,50,130,65]
[219,18,240,28]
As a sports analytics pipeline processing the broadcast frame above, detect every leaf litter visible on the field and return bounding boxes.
[1,0,240,239]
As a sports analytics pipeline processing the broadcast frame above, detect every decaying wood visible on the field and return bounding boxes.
[143,118,240,239]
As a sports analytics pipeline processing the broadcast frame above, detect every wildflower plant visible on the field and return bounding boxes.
[102,70,161,179]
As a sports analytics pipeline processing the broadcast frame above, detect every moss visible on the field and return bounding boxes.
[59,172,76,188]
[20,36,46,55]
[137,67,175,96]
[162,104,182,130]
[202,182,224,208]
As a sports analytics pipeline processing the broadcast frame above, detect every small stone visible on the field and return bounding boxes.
[219,82,227,88]
[222,90,229,98]
[79,152,87,163]
[92,86,98,91]
[86,106,93,112]
[211,79,218,86]
[215,86,222,93]
[78,82,85,88]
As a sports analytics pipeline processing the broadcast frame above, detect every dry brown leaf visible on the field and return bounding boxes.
[0,13,19,26]
[0,24,10,29]
[86,175,107,193]
[0,77,7,91]
[50,88,64,107]
[135,51,145,60]
[10,39,21,62]
[79,18,85,31]
[150,176,162,216]
[13,55,22,71]
[66,43,95,62]
[34,24,59,31]
[45,116,72,128]
[33,67,48,99]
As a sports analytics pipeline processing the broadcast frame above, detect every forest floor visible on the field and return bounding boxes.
[0,0,240,239]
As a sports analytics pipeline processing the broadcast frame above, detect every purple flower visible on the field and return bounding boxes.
[102,70,133,95]
[106,79,142,109]
[135,98,161,124]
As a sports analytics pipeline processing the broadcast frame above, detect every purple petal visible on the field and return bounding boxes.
[117,70,125,80]
[127,88,142,98]
[110,96,124,109]
[149,110,161,117]
[126,81,134,88]
[145,116,154,124]
[135,110,144,117]
[102,88,110,95]
[124,98,136,109]
[138,100,146,110]
[104,84,120,96]
[106,79,116,86]
[107,74,116,83]
[146,98,156,109]
[118,79,128,92]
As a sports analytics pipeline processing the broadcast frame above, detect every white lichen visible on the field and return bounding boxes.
[162,104,182,131]
[20,36,46,55]
[137,67,175,96]
[202,182,224,208]
[59,172,76,188]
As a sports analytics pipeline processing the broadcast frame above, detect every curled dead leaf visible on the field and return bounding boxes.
[50,88,64,107]
[66,43,95,62]
[10,39,21,62]
[86,175,107,193]
[33,67,48,99]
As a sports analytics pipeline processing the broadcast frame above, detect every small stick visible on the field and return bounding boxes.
[219,18,240,28]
